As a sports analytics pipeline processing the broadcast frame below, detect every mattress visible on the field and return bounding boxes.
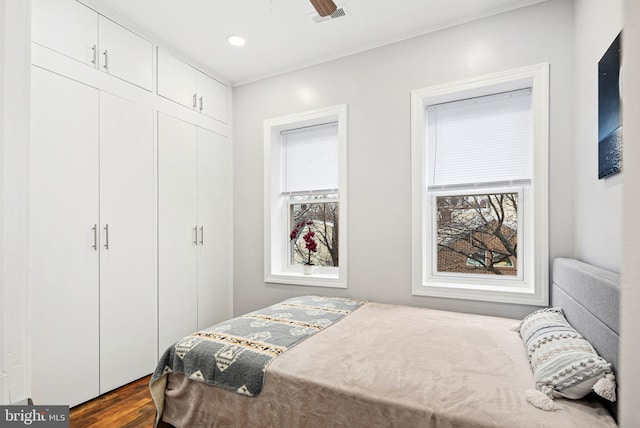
[157,302,616,428]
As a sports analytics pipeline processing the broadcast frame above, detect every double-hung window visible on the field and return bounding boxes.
[283,123,339,269]
[411,64,549,305]
[264,105,347,288]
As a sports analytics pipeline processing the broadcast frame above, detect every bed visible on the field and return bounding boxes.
[150,258,619,427]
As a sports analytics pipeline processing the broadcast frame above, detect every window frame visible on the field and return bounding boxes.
[410,64,549,306]
[264,105,347,288]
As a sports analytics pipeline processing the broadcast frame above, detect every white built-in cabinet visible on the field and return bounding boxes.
[158,113,231,354]
[30,66,156,406]
[29,0,232,408]
[157,48,228,123]
[32,0,153,91]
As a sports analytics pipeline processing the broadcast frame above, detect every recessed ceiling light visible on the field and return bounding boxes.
[227,36,246,47]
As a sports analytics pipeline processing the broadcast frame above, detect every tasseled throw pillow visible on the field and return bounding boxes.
[516,307,616,411]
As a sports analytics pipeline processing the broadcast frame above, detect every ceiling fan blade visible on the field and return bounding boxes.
[309,0,338,17]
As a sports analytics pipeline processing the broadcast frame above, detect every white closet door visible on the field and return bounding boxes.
[32,0,98,67]
[196,71,228,123]
[158,113,199,354]
[99,92,156,393]
[197,128,232,329]
[157,49,197,111]
[30,66,100,407]
[98,16,153,91]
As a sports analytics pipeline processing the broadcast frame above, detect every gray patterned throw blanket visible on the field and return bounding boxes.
[150,295,366,405]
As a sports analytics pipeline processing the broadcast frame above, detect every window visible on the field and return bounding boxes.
[264,105,347,288]
[439,192,518,274]
[411,64,549,305]
[283,123,339,268]
[289,197,339,267]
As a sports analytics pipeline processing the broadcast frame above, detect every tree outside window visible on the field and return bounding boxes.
[436,193,517,276]
[289,197,339,267]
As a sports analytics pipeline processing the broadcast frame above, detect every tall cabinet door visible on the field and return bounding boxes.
[197,128,232,329]
[30,66,100,407]
[158,113,198,353]
[99,93,156,393]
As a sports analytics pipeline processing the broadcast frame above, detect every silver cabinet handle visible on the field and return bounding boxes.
[199,96,203,112]
[199,226,204,245]
[192,93,197,109]
[91,45,97,65]
[103,50,108,70]
[104,224,109,249]
[92,224,97,250]
[193,226,198,245]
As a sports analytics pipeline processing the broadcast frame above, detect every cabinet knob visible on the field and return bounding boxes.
[103,50,109,70]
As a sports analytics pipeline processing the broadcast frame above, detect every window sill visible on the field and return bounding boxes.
[265,272,346,289]
[412,280,547,306]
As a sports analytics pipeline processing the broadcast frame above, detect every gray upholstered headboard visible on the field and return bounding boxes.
[551,257,619,418]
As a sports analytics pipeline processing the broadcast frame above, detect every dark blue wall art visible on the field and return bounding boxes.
[598,31,622,179]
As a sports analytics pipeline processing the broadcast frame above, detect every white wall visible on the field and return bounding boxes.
[620,0,640,425]
[0,0,31,405]
[233,0,574,318]
[573,0,623,272]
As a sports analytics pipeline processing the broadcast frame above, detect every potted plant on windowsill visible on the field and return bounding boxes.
[290,220,318,275]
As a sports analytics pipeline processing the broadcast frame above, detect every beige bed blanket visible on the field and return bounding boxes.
[158,302,617,428]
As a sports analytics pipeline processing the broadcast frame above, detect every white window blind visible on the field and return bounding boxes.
[282,122,338,193]
[427,88,532,189]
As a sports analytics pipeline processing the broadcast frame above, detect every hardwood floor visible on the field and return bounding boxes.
[69,375,156,428]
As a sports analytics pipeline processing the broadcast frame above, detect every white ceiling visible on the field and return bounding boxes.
[86,0,547,86]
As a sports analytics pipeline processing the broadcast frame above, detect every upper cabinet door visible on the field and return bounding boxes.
[98,16,153,91]
[157,48,198,110]
[32,0,98,67]
[196,71,228,123]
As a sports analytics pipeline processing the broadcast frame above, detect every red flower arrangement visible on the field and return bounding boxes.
[289,220,318,265]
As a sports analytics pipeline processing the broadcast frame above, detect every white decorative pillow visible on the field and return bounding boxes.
[517,307,616,411]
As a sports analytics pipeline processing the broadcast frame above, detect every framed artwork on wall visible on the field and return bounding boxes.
[598,31,622,179]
